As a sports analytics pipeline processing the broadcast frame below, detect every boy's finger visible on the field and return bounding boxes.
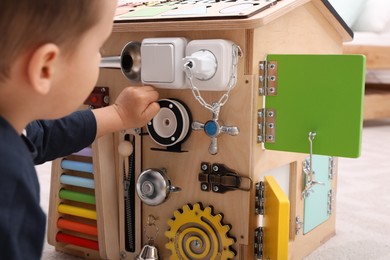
[143,102,160,122]
[142,89,159,103]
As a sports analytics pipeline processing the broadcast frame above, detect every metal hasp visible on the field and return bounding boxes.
[192,104,239,155]
[198,162,252,193]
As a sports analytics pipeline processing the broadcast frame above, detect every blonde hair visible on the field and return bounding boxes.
[0,0,102,82]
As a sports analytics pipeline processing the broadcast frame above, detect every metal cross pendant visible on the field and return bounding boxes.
[192,104,239,155]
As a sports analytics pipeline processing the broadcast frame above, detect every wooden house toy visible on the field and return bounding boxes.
[47,0,365,259]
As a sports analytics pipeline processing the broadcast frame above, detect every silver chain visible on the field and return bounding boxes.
[183,44,242,117]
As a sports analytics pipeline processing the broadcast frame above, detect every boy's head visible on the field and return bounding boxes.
[0,0,116,126]
[0,0,104,82]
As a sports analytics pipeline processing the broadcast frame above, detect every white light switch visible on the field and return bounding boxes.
[141,44,174,83]
[141,38,188,89]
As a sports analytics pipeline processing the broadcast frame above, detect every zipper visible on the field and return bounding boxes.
[123,134,136,252]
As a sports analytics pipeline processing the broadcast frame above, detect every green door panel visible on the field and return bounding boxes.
[264,55,365,158]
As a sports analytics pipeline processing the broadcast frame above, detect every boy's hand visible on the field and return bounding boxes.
[92,86,160,138]
[114,86,160,129]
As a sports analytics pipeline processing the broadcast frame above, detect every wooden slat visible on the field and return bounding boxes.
[364,88,390,120]
[343,43,390,120]
[343,44,390,70]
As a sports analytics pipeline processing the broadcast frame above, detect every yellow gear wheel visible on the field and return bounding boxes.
[165,203,236,260]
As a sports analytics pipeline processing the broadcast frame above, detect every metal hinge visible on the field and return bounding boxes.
[254,227,263,259]
[327,189,335,215]
[257,60,278,144]
[257,108,276,143]
[328,157,336,180]
[259,61,278,96]
[255,182,265,215]
[295,216,304,235]
[254,183,264,259]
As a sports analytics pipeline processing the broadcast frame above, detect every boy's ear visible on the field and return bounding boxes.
[27,43,60,95]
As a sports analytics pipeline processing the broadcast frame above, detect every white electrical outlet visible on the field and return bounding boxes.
[183,39,236,91]
[141,37,188,89]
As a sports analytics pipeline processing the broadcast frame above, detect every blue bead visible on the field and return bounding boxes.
[204,120,218,137]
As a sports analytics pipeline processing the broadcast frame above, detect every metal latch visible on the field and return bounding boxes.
[257,108,276,143]
[199,162,252,193]
[259,61,278,96]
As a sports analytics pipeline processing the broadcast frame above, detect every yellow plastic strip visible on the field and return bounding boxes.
[58,204,97,220]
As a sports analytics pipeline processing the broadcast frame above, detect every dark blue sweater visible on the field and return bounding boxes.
[0,110,96,260]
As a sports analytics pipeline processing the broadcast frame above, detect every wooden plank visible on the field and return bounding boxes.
[343,44,390,120]
[364,88,390,120]
[343,45,390,70]
[93,134,120,259]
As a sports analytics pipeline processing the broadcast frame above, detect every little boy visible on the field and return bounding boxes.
[0,1,160,259]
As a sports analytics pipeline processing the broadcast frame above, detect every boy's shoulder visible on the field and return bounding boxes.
[0,116,34,176]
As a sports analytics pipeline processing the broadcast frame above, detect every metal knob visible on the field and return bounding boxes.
[136,169,181,206]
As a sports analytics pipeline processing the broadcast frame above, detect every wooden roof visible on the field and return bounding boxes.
[113,0,352,41]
